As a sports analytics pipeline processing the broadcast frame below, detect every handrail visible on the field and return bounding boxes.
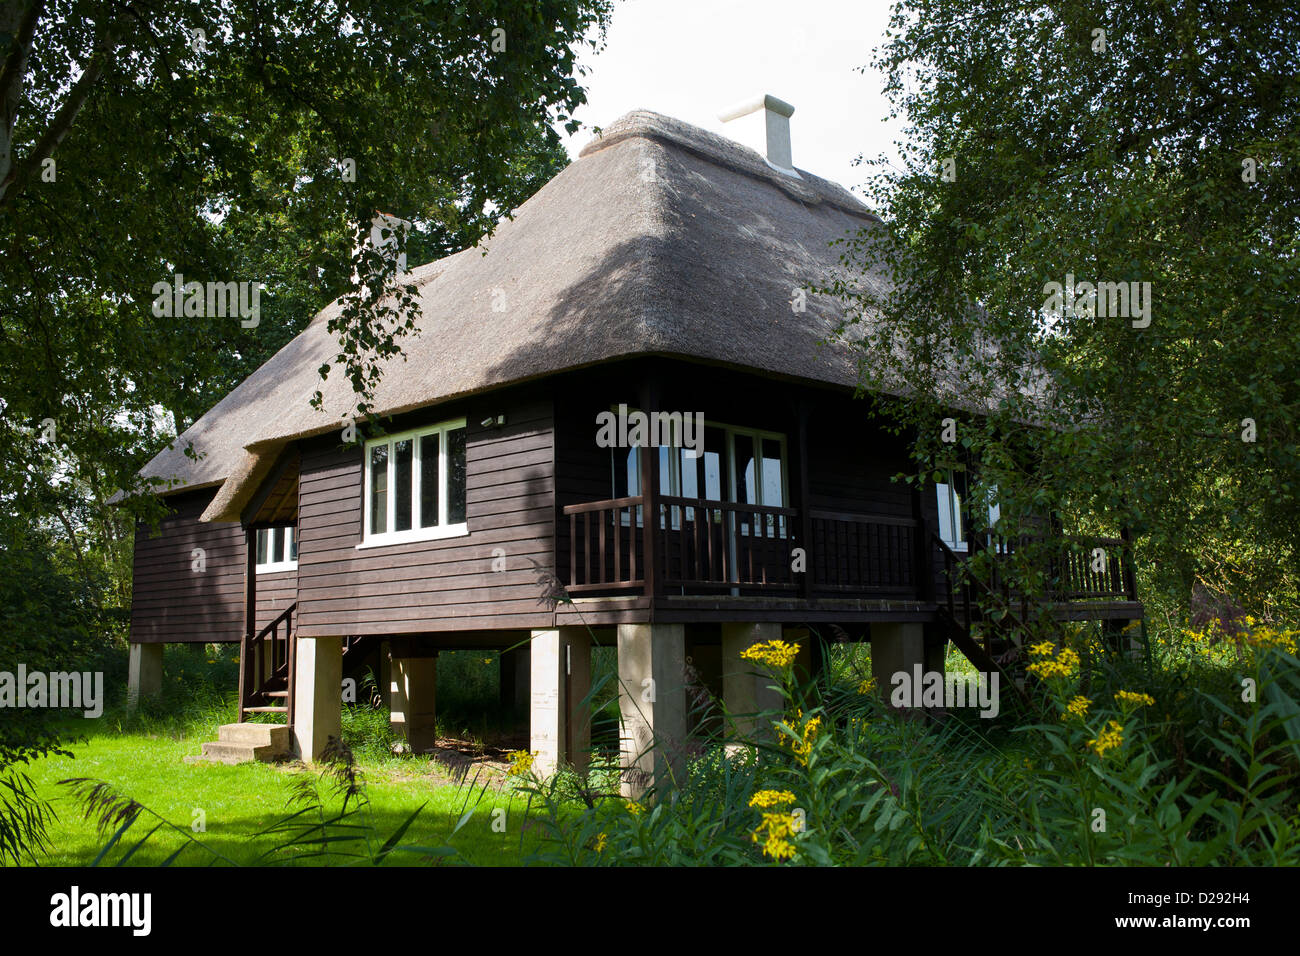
[563,495,644,515]
[659,495,798,518]
[239,601,297,725]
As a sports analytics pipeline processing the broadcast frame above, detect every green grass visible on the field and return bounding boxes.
[18,721,542,866]
[8,644,548,867]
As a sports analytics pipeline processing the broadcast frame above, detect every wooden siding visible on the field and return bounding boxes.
[131,488,298,644]
[294,392,557,637]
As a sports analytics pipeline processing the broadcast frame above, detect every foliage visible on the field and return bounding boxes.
[512,630,1300,866]
[827,0,1300,620]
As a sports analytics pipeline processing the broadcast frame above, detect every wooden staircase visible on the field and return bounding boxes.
[196,603,297,764]
[932,536,1033,703]
[237,602,296,723]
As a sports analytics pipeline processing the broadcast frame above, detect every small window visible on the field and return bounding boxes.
[363,419,468,546]
[937,473,1001,551]
[255,526,297,573]
[936,479,966,551]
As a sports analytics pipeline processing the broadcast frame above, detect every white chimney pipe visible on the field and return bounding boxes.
[719,94,798,175]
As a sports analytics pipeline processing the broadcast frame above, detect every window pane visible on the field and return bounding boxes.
[760,438,784,508]
[394,438,413,532]
[733,434,756,505]
[256,528,268,564]
[937,484,954,543]
[625,447,639,497]
[370,443,388,535]
[271,527,285,563]
[704,427,724,501]
[288,527,297,561]
[447,427,467,524]
[419,433,441,527]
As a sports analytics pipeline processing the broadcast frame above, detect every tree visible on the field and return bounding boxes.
[0,0,611,858]
[834,0,1300,620]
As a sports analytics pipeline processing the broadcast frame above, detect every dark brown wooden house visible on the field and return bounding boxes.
[128,104,1141,791]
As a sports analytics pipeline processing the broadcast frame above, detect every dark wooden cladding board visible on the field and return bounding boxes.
[295,392,558,637]
[132,362,971,646]
[130,488,298,643]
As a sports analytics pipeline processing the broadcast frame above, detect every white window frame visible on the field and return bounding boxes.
[358,418,468,548]
[936,472,1002,552]
[936,478,967,551]
[255,526,298,573]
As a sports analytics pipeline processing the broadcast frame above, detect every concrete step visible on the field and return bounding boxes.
[217,722,290,750]
[198,740,278,765]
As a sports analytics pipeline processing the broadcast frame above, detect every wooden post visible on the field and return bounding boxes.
[911,484,934,602]
[639,376,660,603]
[239,526,257,722]
[1120,525,1138,603]
[796,400,814,600]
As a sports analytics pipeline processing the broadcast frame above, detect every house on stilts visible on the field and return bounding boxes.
[127,100,1142,794]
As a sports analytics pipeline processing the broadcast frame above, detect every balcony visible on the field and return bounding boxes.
[560,495,1140,614]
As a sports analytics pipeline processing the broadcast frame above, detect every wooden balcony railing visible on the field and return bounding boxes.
[973,533,1138,603]
[656,496,799,591]
[560,494,1141,611]
[564,496,645,594]
[808,509,918,594]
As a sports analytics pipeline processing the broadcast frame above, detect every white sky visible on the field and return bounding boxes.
[557,0,906,202]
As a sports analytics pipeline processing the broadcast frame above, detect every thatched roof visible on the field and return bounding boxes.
[138,110,890,516]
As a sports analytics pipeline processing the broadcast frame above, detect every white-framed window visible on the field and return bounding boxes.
[255,526,298,572]
[936,477,966,551]
[360,418,468,547]
[936,472,1001,551]
[611,417,787,532]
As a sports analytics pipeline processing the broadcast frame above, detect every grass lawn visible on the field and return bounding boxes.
[18,717,545,867]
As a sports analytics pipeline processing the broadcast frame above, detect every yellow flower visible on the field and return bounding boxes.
[1087,720,1125,759]
[782,714,823,766]
[1243,626,1299,655]
[857,676,876,695]
[1062,695,1091,720]
[1026,646,1080,680]
[741,640,801,669]
[1115,690,1155,709]
[749,789,797,808]
[751,811,798,861]
[506,750,535,777]
[1028,641,1056,658]
[625,800,643,816]
[594,832,607,853]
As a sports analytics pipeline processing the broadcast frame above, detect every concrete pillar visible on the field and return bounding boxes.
[721,622,785,740]
[617,623,687,800]
[127,642,164,710]
[530,628,592,777]
[871,622,928,707]
[293,636,343,761]
[923,624,948,676]
[390,653,438,752]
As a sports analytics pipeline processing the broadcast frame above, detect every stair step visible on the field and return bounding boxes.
[196,740,281,765]
[217,722,290,749]
[265,690,289,698]
[244,705,289,713]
